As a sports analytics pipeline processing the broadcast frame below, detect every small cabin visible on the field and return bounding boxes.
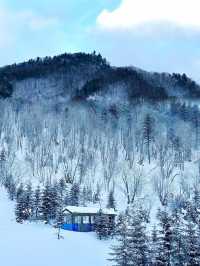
[62,206,117,232]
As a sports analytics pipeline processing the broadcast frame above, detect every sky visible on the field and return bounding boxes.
[0,0,200,81]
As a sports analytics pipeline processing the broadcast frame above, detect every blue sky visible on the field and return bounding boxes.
[0,0,200,81]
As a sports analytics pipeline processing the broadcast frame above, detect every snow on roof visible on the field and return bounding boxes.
[63,206,117,216]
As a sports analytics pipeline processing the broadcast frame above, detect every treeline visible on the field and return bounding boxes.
[0,52,109,100]
[75,67,168,101]
[0,52,199,104]
[0,52,108,81]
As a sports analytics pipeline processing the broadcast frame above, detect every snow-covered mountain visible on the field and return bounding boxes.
[0,52,200,112]
[1,52,200,266]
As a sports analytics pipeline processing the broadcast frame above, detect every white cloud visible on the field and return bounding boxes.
[97,0,200,30]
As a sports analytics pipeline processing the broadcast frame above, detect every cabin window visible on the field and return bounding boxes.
[74,216,81,224]
[91,216,95,223]
[82,216,89,224]
[65,215,72,224]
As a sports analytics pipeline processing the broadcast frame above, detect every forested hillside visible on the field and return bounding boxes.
[1,52,200,265]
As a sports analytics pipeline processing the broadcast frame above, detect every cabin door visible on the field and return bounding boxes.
[72,224,78,231]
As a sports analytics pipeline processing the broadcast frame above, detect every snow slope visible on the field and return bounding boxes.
[0,188,112,266]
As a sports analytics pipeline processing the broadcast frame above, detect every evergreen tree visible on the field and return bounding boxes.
[16,183,24,201]
[93,183,101,204]
[64,186,71,206]
[49,182,59,219]
[107,190,116,210]
[0,148,6,184]
[143,114,154,164]
[15,184,30,222]
[155,209,173,266]
[56,206,64,240]
[193,186,200,210]
[94,211,110,240]
[171,210,186,266]
[150,225,159,265]
[15,193,26,223]
[128,210,150,265]
[56,197,64,240]
[80,186,87,206]
[33,185,41,220]
[191,106,200,148]
[70,183,80,206]
[23,182,33,220]
[57,177,66,202]
[184,217,200,265]
[85,185,93,203]
[109,215,130,266]
[41,182,52,223]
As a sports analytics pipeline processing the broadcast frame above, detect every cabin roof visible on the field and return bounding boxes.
[63,206,117,216]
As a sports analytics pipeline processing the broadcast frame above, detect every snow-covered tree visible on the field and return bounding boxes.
[107,190,116,210]
[155,209,173,265]
[109,214,130,266]
[33,185,41,220]
[128,209,150,265]
[70,183,80,206]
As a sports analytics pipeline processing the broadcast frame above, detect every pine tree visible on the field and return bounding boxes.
[24,182,33,219]
[171,210,186,266]
[109,215,130,266]
[15,193,26,223]
[150,225,159,265]
[41,182,52,223]
[128,210,150,266]
[193,187,200,207]
[56,208,64,240]
[191,106,200,148]
[193,186,200,223]
[0,148,6,184]
[55,182,64,225]
[86,185,93,203]
[80,186,87,206]
[57,177,66,202]
[143,114,154,164]
[33,185,41,220]
[155,209,173,266]
[56,202,64,240]
[93,183,101,204]
[107,190,116,210]
[184,217,200,265]
[70,183,80,206]
[16,183,24,201]
[15,184,30,222]
[114,214,127,236]
[64,186,71,206]
[49,182,59,219]
[94,212,110,240]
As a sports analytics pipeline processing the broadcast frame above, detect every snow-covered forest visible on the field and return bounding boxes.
[1,53,200,265]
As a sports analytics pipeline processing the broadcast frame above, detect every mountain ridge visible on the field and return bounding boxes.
[0,52,199,104]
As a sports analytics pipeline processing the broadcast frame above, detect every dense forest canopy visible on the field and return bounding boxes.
[0,52,200,100]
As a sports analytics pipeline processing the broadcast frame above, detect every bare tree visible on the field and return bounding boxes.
[154,143,179,206]
[120,163,143,205]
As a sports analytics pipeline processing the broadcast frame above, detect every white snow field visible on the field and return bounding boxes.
[0,188,112,266]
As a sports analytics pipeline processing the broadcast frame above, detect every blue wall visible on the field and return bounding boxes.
[61,223,93,232]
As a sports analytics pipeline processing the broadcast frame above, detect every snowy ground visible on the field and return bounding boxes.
[0,188,112,266]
